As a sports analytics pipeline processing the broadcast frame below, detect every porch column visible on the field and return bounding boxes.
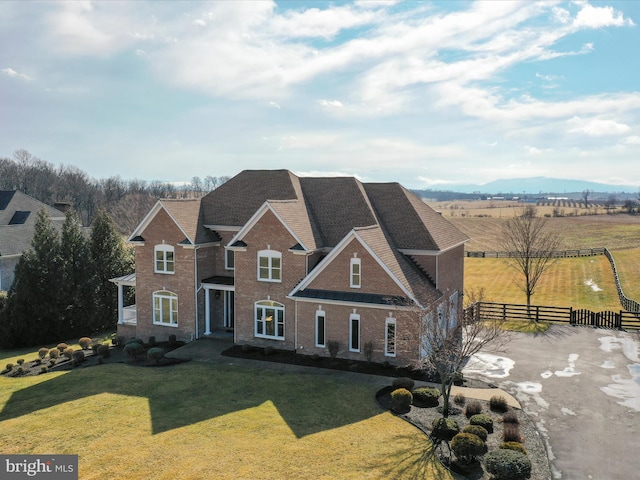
[204,287,212,335]
[117,283,124,325]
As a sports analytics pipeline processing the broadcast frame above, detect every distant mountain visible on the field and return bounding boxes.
[425,177,638,195]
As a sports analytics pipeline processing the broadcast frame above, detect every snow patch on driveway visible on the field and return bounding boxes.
[463,353,515,378]
[555,353,581,377]
[599,336,639,362]
[601,364,640,412]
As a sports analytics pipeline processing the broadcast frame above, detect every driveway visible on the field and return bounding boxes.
[463,325,640,480]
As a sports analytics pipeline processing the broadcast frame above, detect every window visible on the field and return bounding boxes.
[225,249,235,270]
[385,317,396,357]
[349,313,360,352]
[315,311,326,347]
[350,258,361,288]
[154,245,175,274]
[258,250,281,282]
[153,291,178,326]
[255,300,284,339]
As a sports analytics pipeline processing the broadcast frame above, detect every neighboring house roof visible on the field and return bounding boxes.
[0,191,66,257]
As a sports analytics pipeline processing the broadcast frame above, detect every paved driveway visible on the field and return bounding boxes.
[463,325,640,480]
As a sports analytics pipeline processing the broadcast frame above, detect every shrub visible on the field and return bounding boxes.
[63,347,75,359]
[40,366,48,374]
[112,335,125,347]
[16,366,24,376]
[17,358,25,365]
[126,338,144,346]
[32,358,41,365]
[453,393,466,405]
[57,343,69,352]
[364,341,374,362]
[451,432,487,463]
[500,442,527,455]
[123,342,144,360]
[48,349,60,359]
[327,340,340,360]
[168,334,177,346]
[490,395,509,412]
[391,388,413,413]
[148,336,157,347]
[462,424,488,442]
[465,400,483,418]
[503,423,523,443]
[147,347,165,364]
[79,337,92,350]
[452,371,464,386]
[484,449,531,480]
[73,350,85,363]
[38,348,49,359]
[412,387,440,408]
[502,410,519,424]
[469,414,493,433]
[5,363,13,371]
[431,417,460,442]
[97,344,110,357]
[392,377,415,391]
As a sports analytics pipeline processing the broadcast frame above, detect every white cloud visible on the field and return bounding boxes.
[568,117,631,136]
[623,135,640,145]
[318,99,343,108]
[573,4,634,29]
[269,101,281,109]
[1,67,33,81]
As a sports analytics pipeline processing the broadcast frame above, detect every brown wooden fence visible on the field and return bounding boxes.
[465,248,605,258]
[465,301,640,331]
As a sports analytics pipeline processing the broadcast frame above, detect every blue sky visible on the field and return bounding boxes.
[1,1,639,189]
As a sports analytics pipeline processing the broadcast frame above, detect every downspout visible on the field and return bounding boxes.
[194,246,199,341]
[294,298,298,352]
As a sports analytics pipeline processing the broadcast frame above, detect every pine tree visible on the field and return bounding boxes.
[90,209,134,331]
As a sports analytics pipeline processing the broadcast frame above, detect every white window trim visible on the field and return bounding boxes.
[349,313,360,352]
[315,310,326,347]
[152,290,178,327]
[154,244,175,274]
[257,250,282,282]
[225,249,235,271]
[254,300,285,340]
[350,257,361,289]
[385,317,396,357]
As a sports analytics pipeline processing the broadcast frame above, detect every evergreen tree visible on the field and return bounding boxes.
[0,210,62,347]
[59,208,96,338]
[90,209,134,331]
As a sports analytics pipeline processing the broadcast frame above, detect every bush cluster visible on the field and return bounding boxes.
[392,377,415,391]
[453,393,466,405]
[451,432,487,463]
[147,347,165,364]
[431,417,460,442]
[502,410,519,424]
[412,387,440,408]
[49,349,60,359]
[79,337,92,350]
[38,348,49,359]
[465,400,483,418]
[500,442,527,455]
[123,342,144,359]
[503,423,523,443]
[62,347,75,359]
[462,424,488,442]
[391,388,413,413]
[490,395,509,412]
[97,344,110,357]
[469,414,494,433]
[484,449,531,480]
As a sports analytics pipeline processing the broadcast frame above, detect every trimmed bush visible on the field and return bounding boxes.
[5,363,13,371]
[503,423,523,443]
[73,350,86,363]
[62,347,75,359]
[431,417,460,442]
[168,334,177,346]
[391,388,413,413]
[126,338,144,346]
[112,335,125,347]
[49,349,60,359]
[462,424,488,442]
[502,410,519,424]
[392,377,415,391]
[490,395,509,412]
[484,449,531,480]
[451,432,487,463]
[452,371,464,386]
[40,366,48,374]
[469,414,494,433]
[57,343,69,352]
[465,400,483,418]
[148,336,157,347]
[38,348,49,359]
[17,358,25,365]
[147,347,165,364]
[412,387,440,407]
[123,342,144,360]
[364,341,374,362]
[79,337,92,350]
[453,393,466,405]
[500,442,528,455]
[327,340,340,360]
[97,344,110,357]
[16,366,24,376]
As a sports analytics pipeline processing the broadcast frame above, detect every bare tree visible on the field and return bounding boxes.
[501,206,561,310]
[582,189,590,208]
[405,289,510,418]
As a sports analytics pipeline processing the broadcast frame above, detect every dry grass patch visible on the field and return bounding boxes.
[610,248,640,297]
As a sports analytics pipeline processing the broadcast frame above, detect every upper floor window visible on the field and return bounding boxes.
[255,300,284,339]
[258,250,281,282]
[350,258,361,288]
[155,244,175,274]
[225,249,235,270]
[153,290,178,326]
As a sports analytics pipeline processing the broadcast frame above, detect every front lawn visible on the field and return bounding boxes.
[0,348,454,480]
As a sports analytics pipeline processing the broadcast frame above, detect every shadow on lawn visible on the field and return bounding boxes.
[0,362,381,438]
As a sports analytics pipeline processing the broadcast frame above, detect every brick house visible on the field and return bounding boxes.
[112,170,469,365]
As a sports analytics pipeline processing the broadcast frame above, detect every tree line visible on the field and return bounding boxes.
[0,150,230,232]
[0,208,133,348]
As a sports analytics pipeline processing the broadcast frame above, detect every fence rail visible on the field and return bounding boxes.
[603,248,640,313]
[466,301,640,331]
[465,248,605,258]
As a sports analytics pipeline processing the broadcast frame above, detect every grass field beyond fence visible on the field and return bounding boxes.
[0,355,451,480]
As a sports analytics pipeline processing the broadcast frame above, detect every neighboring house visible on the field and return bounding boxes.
[0,191,66,291]
[112,170,469,365]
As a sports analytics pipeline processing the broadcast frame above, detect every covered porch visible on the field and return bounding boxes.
[202,276,235,336]
[110,273,136,326]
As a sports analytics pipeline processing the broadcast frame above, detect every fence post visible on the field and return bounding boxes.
[502,303,506,321]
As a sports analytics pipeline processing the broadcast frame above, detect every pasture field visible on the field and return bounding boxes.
[0,351,448,480]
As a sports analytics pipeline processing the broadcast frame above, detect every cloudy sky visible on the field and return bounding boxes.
[1,1,639,189]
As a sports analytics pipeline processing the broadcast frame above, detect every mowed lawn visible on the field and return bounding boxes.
[610,249,640,299]
[465,254,622,311]
[0,349,452,480]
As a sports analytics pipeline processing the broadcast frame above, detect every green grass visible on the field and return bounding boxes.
[465,255,622,311]
[0,350,454,480]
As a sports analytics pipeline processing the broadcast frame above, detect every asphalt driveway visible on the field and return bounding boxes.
[463,325,640,480]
